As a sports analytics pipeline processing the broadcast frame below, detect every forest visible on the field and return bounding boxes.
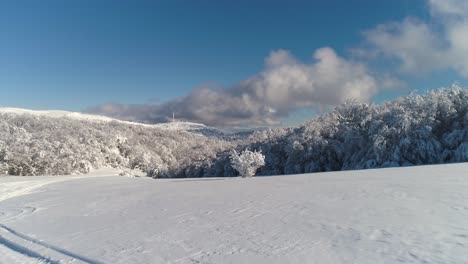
[0,85,466,177]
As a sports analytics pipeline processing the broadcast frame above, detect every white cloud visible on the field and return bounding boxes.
[92,1,468,128]
[86,48,378,128]
[429,0,468,17]
[361,0,468,77]
[241,48,377,114]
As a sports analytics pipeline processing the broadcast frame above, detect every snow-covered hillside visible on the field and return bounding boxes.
[1,86,466,177]
[152,121,226,137]
[1,163,467,264]
[0,107,224,137]
[0,107,233,177]
[0,108,120,123]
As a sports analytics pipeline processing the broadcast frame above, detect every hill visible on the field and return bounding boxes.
[0,86,466,177]
[0,108,225,137]
[0,108,232,177]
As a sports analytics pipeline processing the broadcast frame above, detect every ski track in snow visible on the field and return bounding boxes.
[0,163,467,263]
[0,224,104,264]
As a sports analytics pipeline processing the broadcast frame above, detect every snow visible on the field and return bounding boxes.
[0,163,467,264]
[0,107,224,136]
[0,168,119,203]
[152,121,226,137]
[0,108,120,124]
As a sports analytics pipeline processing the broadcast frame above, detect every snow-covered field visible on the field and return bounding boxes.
[0,164,467,264]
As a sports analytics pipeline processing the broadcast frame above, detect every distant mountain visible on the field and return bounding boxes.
[152,121,227,137]
[0,108,225,137]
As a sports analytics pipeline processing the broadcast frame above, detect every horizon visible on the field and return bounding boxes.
[0,84,464,131]
[1,0,467,128]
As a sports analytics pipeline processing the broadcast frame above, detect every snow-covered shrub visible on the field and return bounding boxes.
[146,163,169,178]
[230,149,265,177]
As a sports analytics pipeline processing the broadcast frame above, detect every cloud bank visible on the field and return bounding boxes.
[86,48,378,128]
[361,0,468,77]
[87,0,467,128]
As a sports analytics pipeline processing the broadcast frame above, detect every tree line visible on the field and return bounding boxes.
[0,85,466,177]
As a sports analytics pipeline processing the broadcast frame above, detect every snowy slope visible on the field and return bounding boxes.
[0,107,120,123]
[1,163,467,264]
[151,121,227,137]
[0,107,225,137]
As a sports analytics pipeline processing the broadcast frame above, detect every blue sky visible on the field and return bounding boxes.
[1,0,466,127]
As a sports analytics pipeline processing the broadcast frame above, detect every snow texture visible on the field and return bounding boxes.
[0,163,467,264]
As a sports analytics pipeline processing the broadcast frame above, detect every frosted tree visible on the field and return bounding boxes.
[0,85,465,177]
[230,149,265,177]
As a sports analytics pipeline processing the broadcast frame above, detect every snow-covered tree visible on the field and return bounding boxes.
[230,149,265,177]
[0,85,465,177]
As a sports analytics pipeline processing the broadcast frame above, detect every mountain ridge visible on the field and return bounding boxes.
[0,107,226,137]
